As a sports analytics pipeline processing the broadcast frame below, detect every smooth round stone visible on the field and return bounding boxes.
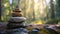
[9,17,26,22]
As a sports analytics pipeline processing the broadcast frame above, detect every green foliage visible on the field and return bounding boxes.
[1,0,18,22]
[28,28,52,34]
[0,20,4,22]
[28,28,60,34]
[45,18,60,24]
[38,28,51,34]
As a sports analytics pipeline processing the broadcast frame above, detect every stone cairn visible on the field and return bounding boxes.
[6,6,29,34]
[7,6,26,29]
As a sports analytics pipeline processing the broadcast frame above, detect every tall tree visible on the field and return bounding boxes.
[56,0,60,18]
[32,0,35,21]
[0,0,1,20]
[50,0,55,19]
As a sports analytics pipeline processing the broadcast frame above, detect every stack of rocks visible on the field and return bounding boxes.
[7,6,26,29]
[6,6,28,34]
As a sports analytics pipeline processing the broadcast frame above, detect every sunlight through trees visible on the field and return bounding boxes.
[1,0,60,24]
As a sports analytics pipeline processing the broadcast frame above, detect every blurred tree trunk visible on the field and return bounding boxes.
[32,0,35,21]
[0,0,1,20]
[18,0,20,8]
[50,0,55,19]
[45,0,48,20]
[56,0,60,18]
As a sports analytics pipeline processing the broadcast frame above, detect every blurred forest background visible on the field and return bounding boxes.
[0,0,60,24]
